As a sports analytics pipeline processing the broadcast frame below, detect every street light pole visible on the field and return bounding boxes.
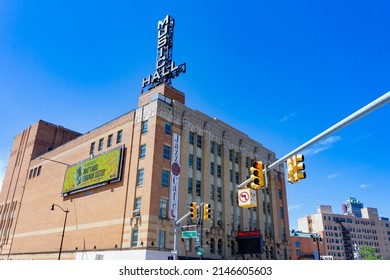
[51,203,70,260]
[311,233,322,260]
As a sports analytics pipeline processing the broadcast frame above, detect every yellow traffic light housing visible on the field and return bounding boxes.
[189,202,197,220]
[250,161,264,189]
[287,154,306,184]
[287,157,296,184]
[295,154,306,181]
[203,203,211,220]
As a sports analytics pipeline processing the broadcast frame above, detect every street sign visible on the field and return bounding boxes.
[182,231,197,238]
[196,248,205,255]
[238,188,257,208]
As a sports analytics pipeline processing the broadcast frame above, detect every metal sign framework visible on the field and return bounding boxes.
[142,15,186,91]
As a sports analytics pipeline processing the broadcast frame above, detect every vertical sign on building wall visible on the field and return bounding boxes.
[169,133,181,219]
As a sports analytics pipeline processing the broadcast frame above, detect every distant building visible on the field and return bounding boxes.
[290,230,326,260]
[342,197,364,218]
[297,202,390,260]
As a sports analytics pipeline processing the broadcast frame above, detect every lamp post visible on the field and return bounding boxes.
[311,233,322,260]
[51,203,69,260]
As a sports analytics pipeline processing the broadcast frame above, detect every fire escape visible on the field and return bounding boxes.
[336,221,354,260]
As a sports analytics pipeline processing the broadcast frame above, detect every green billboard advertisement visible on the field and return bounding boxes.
[62,147,123,196]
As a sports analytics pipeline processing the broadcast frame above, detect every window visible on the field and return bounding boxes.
[210,184,215,201]
[217,186,222,202]
[234,153,239,164]
[210,238,215,254]
[134,197,141,217]
[189,154,193,168]
[210,162,215,176]
[139,144,146,159]
[278,189,282,199]
[158,230,166,249]
[117,130,123,144]
[98,138,104,151]
[217,165,222,178]
[159,198,168,219]
[188,178,193,194]
[210,141,214,154]
[165,121,171,135]
[217,239,223,255]
[131,230,139,247]
[163,145,171,160]
[135,197,142,209]
[162,170,169,187]
[33,167,37,177]
[141,120,148,134]
[196,180,201,197]
[37,166,41,176]
[29,169,33,179]
[217,144,221,157]
[107,134,113,147]
[196,135,202,148]
[196,157,202,171]
[280,206,284,219]
[189,132,194,145]
[90,142,95,155]
[235,172,239,184]
[137,169,144,186]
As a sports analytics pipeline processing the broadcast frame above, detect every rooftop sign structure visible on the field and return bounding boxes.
[142,15,186,92]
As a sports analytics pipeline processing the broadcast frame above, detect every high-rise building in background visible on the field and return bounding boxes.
[296,199,390,260]
[342,197,364,218]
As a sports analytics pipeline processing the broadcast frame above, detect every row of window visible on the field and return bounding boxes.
[142,119,171,135]
[28,165,42,179]
[131,229,167,249]
[136,168,170,187]
[90,130,123,155]
[133,197,169,219]
[323,215,376,226]
[139,144,171,160]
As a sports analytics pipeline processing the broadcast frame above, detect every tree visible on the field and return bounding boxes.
[359,245,383,260]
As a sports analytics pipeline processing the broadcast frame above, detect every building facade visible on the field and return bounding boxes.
[289,230,327,260]
[298,204,390,260]
[0,84,290,260]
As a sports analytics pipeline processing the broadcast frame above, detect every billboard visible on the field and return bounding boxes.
[62,147,123,196]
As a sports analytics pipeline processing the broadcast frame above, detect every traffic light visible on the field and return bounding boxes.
[203,203,211,220]
[189,202,197,220]
[250,161,264,189]
[287,157,296,184]
[295,154,306,181]
[287,154,306,184]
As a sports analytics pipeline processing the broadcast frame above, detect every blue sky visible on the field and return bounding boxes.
[1,0,390,230]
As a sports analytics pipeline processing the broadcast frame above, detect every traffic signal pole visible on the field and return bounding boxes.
[237,90,390,190]
[172,202,204,260]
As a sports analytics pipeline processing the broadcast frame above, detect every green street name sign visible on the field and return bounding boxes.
[182,231,197,238]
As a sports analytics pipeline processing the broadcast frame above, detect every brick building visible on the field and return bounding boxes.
[0,84,290,260]
[297,204,390,260]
